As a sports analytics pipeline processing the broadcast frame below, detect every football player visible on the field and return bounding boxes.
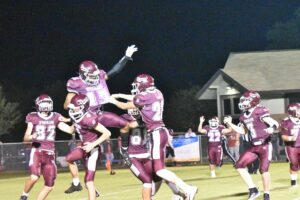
[280,103,300,187]
[63,45,137,193]
[108,74,198,200]
[224,91,279,200]
[198,116,232,178]
[19,94,74,200]
[65,94,111,200]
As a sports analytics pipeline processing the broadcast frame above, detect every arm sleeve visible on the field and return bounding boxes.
[25,113,32,123]
[106,56,132,79]
[67,78,80,94]
[133,94,147,108]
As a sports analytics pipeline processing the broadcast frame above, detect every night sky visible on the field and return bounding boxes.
[1,1,299,98]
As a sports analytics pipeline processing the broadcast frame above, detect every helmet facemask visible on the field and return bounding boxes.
[36,96,53,113]
[83,71,100,86]
[68,105,85,122]
[238,97,251,111]
[209,118,219,129]
[131,82,139,94]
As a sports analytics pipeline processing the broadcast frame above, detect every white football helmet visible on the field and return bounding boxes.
[209,117,219,129]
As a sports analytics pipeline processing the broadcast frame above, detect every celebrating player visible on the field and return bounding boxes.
[108,74,198,200]
[198,116,232,178]
[224,91,279,200]
[65,94,111,200]
[280,102,300,187]
[63,45,137,193]
[19,94,74,200]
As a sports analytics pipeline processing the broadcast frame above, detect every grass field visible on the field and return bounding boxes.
[1,162,300,200]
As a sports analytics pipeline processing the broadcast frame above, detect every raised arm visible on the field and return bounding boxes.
[108,96,136,110]
[64,92,76,110]
[223,116,246,134]
[198,116,207,134]
[106,45,138,80]
[111,93,135,101]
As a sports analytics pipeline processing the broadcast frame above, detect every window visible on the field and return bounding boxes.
[222,96,240,116]
[223,99,231,115]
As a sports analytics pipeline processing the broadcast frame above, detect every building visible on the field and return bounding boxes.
[196,49,300,121]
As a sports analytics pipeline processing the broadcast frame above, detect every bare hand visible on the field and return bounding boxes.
[31,132,38,140]
[200,116,205,123]
[82,142,94,153]
[223,116,232,124]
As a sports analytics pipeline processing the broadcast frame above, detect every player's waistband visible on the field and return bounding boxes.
[251,140,270,146]
[148,126,166,132]
[33,148,55,155]
[129,153,151,159]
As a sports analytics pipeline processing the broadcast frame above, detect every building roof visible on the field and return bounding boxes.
[223,49,300,93]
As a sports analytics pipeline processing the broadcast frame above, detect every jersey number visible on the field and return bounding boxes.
[152,101,164,121]
[246,123,257,139]
[35,125,56,141]
[208,131,221,142]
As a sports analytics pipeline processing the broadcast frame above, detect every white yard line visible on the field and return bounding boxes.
[102,188,138,196]
[75,188,138,200]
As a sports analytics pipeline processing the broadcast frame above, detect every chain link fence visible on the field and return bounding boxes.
[0,133,287,172]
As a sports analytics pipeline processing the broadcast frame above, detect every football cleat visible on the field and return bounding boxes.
[185,186,198,200]
[172,194,184,200]
[19,195,28,200]
[291,180,297,187]
[263,193,270,200]
[64,182,83,194]
[248,187,260,200]
[110,170,116,175]
[96,189,100,198]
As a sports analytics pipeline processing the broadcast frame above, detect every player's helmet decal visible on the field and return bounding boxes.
[238,90,261,112]
[209,116,219,128]
[287,102,300,118]
[68,94,90,122]
[79,60,100,86]
[132,74,155,93]
[35,94,53,112]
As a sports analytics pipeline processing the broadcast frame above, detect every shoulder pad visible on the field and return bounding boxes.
[67,77,82,93]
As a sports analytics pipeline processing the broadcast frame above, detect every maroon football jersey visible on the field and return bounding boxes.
[26,112,62,152]
[239,105,270,145]
[128,126,149,156]
[203,125,225,147]
[133,89,165,131]
[66,69,110,113]
[280,117,300,147]
[73,112,99,143]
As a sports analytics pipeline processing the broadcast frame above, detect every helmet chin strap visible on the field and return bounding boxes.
[290,116,300,124]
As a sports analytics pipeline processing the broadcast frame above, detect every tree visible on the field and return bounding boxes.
[266,7,300,49]
[0,86,22,137]
[164,85,217,131]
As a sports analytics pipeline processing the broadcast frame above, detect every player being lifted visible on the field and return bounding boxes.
[224,91,279,200]
[280,103,300,187]
[65,94,111,200]
[108,74,198,200]
[198,116,232,178]
[19,94,74,200]
[63,45,137,193]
